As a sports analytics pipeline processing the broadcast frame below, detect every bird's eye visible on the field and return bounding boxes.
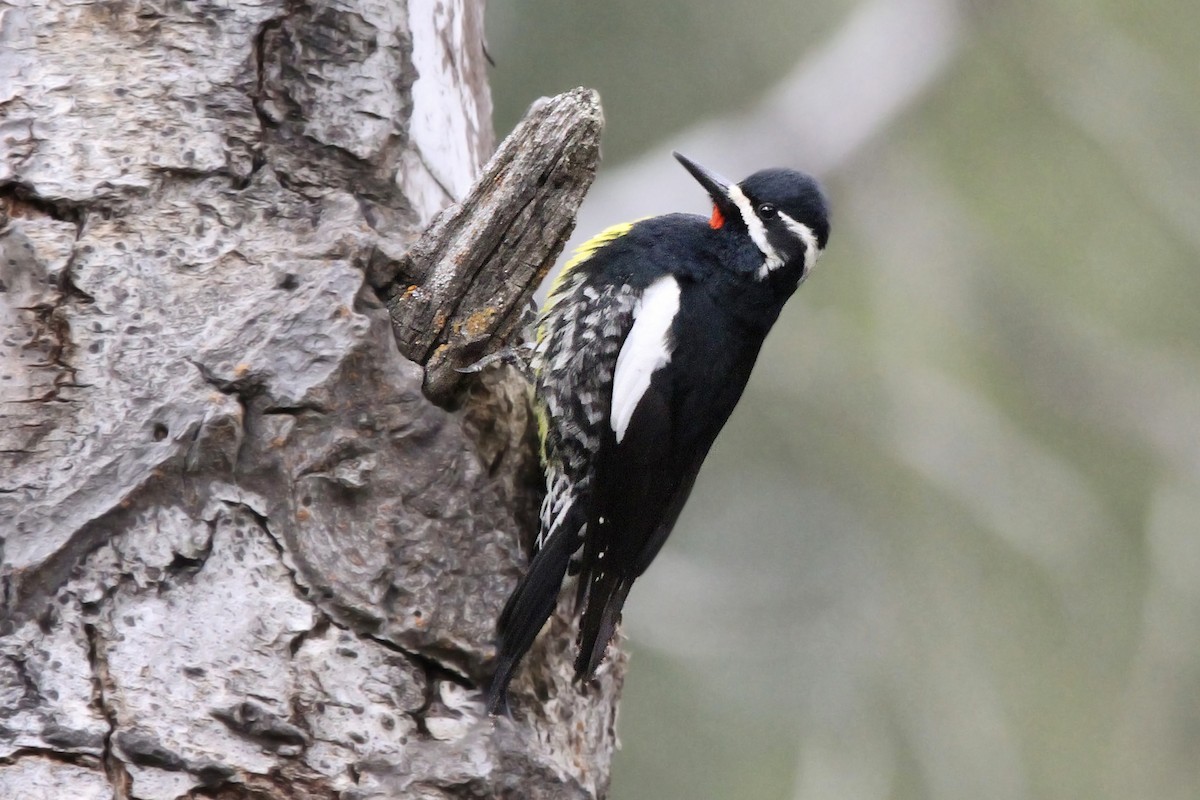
[757,203,777,219]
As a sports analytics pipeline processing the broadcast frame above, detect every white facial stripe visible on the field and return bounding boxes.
[779,211,823,275]
[611,275,681,444]
[727,184,783,278]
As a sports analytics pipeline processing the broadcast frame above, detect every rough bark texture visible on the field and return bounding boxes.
[381,89,603,402]
[0,2,618,798]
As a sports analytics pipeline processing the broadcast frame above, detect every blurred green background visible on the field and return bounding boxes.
[487,2,1200,798]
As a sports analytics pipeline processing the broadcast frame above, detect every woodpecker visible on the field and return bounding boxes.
[487,152,830,714]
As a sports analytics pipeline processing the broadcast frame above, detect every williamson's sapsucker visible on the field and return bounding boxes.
[488,152,831,714]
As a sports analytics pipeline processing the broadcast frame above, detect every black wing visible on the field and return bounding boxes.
[572,268,706,681]
[572,275,764,682]
[573,365,698,680]
[487,251,641,713]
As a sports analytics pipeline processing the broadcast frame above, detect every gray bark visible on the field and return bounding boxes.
[0,1,618,798]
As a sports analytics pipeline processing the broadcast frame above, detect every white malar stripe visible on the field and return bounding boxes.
[611,275,681,444]
[779,211,823,277]
[727,184,783,277]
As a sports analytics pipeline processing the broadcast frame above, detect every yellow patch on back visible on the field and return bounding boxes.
[553,221,636,291]
[537,220,641,344]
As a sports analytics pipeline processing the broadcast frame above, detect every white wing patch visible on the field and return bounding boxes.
[611,275,681,444]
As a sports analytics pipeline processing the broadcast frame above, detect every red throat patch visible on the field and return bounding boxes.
[709,205,725,229]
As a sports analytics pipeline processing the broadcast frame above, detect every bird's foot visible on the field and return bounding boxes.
[456,342,535,381]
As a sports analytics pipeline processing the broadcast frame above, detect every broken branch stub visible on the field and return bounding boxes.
[383,87,603,402]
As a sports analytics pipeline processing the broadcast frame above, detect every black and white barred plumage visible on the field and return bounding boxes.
[535,265,641,540]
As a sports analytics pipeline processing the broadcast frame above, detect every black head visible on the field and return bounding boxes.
[675,152,830,281]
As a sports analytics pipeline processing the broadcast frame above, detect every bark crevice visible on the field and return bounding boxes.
[83,620,129,799]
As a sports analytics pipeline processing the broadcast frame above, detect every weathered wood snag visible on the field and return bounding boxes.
[0,1,620,798]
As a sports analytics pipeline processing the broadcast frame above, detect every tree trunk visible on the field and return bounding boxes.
[0,2,618,798]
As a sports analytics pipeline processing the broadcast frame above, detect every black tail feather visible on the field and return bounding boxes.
[485,656,516,717]
[487,507,582,715]
[573,571,632,683]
